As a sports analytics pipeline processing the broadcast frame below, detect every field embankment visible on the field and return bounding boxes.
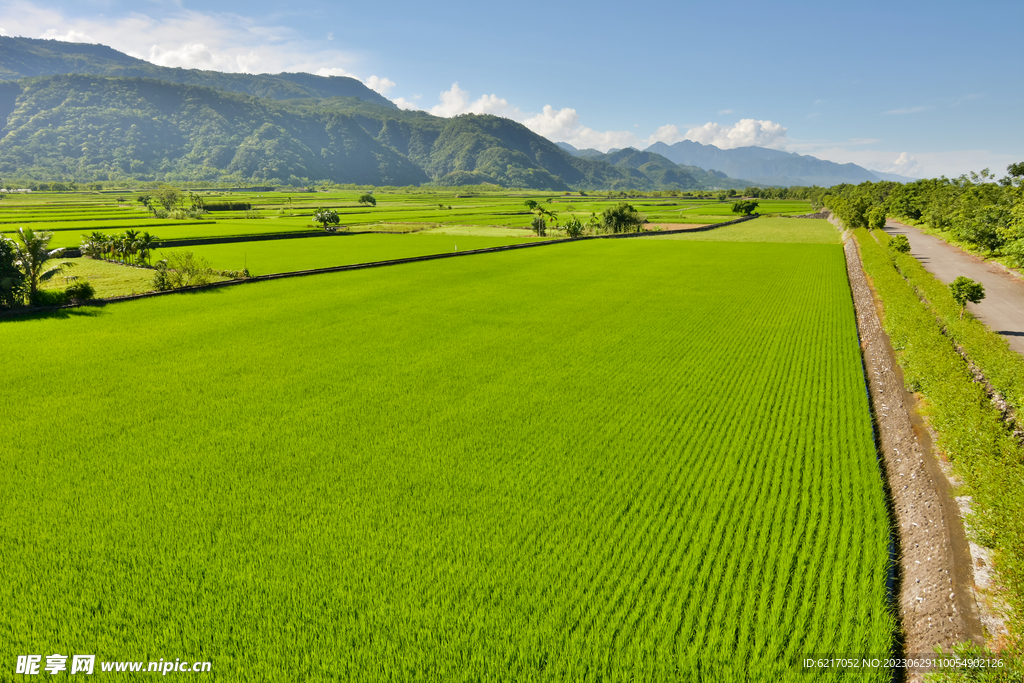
[852,227,1024,654]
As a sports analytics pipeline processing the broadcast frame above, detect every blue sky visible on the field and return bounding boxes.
[2,0,1021,178]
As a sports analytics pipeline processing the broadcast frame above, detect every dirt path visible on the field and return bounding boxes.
[884,220,1024,355]
[844,236,985,678]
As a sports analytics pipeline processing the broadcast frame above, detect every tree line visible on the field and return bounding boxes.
[821,164,1024,267]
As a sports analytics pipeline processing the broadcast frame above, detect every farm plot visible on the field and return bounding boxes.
[646,217,841,244]
[0,239,893,681]
[151,232,549,275]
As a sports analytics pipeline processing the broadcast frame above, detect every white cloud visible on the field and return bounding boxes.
[647,124,685,145]
[39,28,94,43]
[315,67,357,78]
[364,75,396,96]
[426,82,525,119]
[880,152,924,177]
[718,109,734,114]
[0,0,363,76]
[522,105,641,151]
[326,31,334,41]
[392,96,421,110]
[682,119,788,149]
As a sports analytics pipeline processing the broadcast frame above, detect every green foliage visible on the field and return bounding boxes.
[64,278,95,302]
[11,226,70,304]
[563,216,584,239]
[313,207,341,231]
[153,251,213,290]
[949,275,985,317]
[730,200,758,216]
[205,201,252,212]
[601,202,645,233]
[358,192,376,206]
[0,235,26,308]
[867,205,886,230]
[529,215,546,237]
[154,185,181,211]
[0,240,895,679]
[888,234,911,254]
[856,229,1024,637]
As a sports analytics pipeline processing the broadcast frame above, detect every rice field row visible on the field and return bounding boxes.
[0,239,894,681]
[1,191,814,249]
[152,233,549,276]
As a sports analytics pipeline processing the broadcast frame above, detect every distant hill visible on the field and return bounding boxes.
[0,74,425,186]
[0,36,396,108]
[0,73,741,190]
[555,141,606,158]
[868,169,919,183]
[645,140,882,187]
[0,37,760,190]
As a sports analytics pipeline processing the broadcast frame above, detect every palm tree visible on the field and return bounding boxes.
[136,232,159,266]
[12,227,71,304]
[124,229,141,264]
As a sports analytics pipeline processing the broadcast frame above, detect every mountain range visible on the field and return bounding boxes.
[0,37,912,190]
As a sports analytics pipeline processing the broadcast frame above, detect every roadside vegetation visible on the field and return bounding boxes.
[854,226,1024,656]
[824,164,1024,271]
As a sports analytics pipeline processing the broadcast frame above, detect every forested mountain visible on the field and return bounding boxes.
[0,38,755,190]
[645,140,881,187]
[0,74,749,190]
[0,75,425,186]
[0,36,395,107]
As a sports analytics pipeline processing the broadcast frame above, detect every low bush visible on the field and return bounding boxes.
[65,279,95,302]
[205,201,252,212]
[153,252,214,291]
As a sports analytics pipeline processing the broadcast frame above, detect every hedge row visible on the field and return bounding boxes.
[855,228,1024,640]
[204,201,251,211]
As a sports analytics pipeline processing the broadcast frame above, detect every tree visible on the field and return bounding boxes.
[563,217,584,239]
[154,186,181,211]
[731,200,759,216]
[313,207,341,231]
[136,232,159,266]
[11,227,71,304]
[153,252,214,290]
[949,276,985,319]
[530,215,547,237]
[137,194,156,216]
[524,199,538,212]
[0,235,26,309]
[358,193,377,206]
[888,234,911,254]
[601,202,644,233]
[867,206,887,230]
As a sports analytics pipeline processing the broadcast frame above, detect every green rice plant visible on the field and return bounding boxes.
[1,239,893,681]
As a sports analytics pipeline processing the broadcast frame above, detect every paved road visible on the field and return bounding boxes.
[884,220,1024,355]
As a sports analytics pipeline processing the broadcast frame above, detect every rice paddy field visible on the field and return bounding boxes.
[646,217,842,244]
[0,232,896,681]
[150,233,548,276]
[0,189,815,248]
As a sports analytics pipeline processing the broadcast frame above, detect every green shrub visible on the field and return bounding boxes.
[65,279,95,302]
[153,252,214,291]
[205,201,252,212]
